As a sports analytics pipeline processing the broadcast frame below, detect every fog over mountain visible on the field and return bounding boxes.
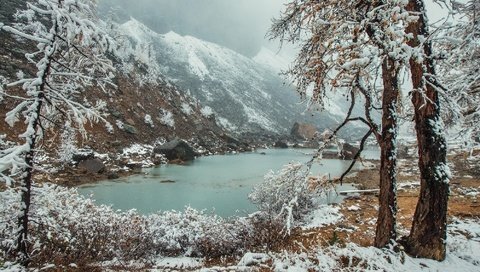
[99,0,286,57]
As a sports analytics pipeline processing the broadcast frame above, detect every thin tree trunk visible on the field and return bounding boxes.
[16,102,40,266]
[402,0,450,261]
[375,57,399,247]
[17,58,52,267]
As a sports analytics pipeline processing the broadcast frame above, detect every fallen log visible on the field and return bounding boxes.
[338,189,380,195]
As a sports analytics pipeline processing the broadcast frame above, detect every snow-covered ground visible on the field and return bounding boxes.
[1,182,478,271]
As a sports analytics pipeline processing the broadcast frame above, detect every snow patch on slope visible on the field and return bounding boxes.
[253,47,290,73]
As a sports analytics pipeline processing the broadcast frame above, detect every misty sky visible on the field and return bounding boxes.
[99,0,447,58]
[99,0,286,57]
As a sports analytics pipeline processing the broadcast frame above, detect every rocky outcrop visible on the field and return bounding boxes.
[291,122,318,140]
[71,149,95,163]
[78,158,106,174]
[340,143,359,160]
[154,139,197,161]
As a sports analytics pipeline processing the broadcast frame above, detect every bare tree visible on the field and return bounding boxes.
[0,0,115,266]
[270,0,416,247]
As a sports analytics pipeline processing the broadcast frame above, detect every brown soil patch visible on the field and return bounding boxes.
[287,151,480,258]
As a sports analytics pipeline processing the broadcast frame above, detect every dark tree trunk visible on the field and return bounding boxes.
[375,57,400,247]
[16,95,45,268]
[402,0,450,261]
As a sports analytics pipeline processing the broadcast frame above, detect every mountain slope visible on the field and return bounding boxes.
[119,19,340,135]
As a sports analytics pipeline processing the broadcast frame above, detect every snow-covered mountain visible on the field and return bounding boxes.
[119,19,340,135]
[253,47,291,74]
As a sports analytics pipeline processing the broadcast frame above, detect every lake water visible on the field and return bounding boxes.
[78,148,379,217]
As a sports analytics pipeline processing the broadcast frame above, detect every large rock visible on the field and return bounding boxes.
[78,158,105,174]
[291,122,318,140]
[340,143,359,160]
[274,140,288,148]
[71,149,94,163]
[154,139,197,161]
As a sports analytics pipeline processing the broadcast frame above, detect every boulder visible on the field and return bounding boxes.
[71,149,94,163]
[291,122,318,140]
[340,143,359,160]
[303,140,320,148]
[123,124,137,134]
[154,139,197,161]
[274,140,288,148]
[78,158,105,174]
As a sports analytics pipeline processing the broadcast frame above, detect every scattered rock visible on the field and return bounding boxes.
[71,149,95,163]
[303,139,320,148]
[109,108,123,118]
[123,124,137,134]
[160,179,175,183]
[323,150,340,159]
[78,158,105,174]
[291,122,318,140]
[125,118,136,126]
[154,139,197,161]
[274,140,288,148]
[340,143,359,160]
[107,172,120,179]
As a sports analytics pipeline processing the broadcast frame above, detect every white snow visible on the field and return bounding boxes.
[303,205,343,229]
[180,102,193,115]
[144,114,154,127]
[153,257,203,270]
[347,205,361,211]
[159,109,175,128]
[188,51,209,80]
[200,106,214,118]
[253,47,290,73]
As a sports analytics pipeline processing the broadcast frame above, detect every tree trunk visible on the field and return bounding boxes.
[402,0,450,261]
[375,57,400,247]
[17,97,43,266]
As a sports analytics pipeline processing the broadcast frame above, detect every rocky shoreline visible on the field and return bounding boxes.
[32,134,367,187]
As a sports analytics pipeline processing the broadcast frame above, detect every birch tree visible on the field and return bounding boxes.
[0,0,114,265]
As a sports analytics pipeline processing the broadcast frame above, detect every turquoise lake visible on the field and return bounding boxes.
[78,148,379,217]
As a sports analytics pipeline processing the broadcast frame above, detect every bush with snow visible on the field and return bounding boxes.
[57,124,78,164]
[200,106,214,118]
[181,103,193,115]
[116,120,124,130]
[0,185,248,266]
[249,163,321,233]
[144,114,154,127]
[160,109,175,128]
[147,207,244,257]
[0,185,154,265]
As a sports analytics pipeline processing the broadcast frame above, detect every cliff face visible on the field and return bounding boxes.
[290,123,319,140]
